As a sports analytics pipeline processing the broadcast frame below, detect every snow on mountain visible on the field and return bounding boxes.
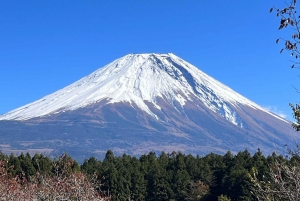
[0,53,287,125]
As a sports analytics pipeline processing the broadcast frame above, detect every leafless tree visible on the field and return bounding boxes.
[249,156,300,201]
[0,154,110,201]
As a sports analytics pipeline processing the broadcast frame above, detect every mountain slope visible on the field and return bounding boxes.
[0,53,286,124]
[0,53,297,162]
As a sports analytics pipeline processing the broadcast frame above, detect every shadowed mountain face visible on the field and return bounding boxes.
[0,53,298,162]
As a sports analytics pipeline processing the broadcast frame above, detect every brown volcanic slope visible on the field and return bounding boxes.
[0,97,297,162]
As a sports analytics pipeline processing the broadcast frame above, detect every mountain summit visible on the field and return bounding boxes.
[0,53,297,161]
[0,53,285,124]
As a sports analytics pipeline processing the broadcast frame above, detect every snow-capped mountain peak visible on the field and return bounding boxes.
[0,53,286,125]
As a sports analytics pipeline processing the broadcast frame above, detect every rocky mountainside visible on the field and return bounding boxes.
[0,53,297,162]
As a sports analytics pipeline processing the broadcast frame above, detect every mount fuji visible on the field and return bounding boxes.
[0,53,298,162]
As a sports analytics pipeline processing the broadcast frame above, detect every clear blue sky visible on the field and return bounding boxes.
[0,0,298,120]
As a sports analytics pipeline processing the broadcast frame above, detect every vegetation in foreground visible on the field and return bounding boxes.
[0,153,106,201]
[0,149,290,201]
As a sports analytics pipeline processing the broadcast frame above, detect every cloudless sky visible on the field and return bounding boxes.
[0,0,298,120]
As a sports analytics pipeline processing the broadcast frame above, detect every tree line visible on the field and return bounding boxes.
[0,149,288,201]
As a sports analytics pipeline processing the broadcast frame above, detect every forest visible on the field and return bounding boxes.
[0,149,292,201]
